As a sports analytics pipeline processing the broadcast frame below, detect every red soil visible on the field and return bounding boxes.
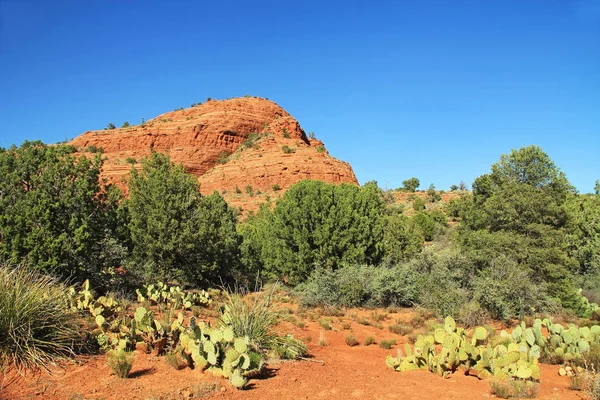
[1,308,584,400]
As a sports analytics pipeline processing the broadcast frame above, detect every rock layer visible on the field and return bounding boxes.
[70,97,357,212]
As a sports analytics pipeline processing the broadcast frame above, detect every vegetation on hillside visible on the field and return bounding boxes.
[1,140,599,392]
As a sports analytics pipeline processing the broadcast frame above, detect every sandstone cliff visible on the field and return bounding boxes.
[70,97,358,212]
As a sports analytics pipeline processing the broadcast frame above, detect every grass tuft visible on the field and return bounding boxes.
[0,265,84,374]
[107,349,135,378]
[344,333,359,347]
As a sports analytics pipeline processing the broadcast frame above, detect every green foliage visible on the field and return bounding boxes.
[450,184,459,191]
[0,141,124,284]
[281,145,295,154]
[218,151,229,164]
[245,184,254,196]
[135,281,212,309]
[364,336,376,346]
[0,265,84,373]
[296,264,418,308]
[379,339,397,349]
[316,145,325,153]
[126,152,241,286]
[381,214,424,264]
[254,180,385,284]
[459,145,582,313]
[282,128,291,138]
[271,183,281,191]
[107,349,135,378]
[427,184,441,203]
[473,256,555,320]
[489,379,539,398]
[344,333,359,347]
[125,156,136,165]
[121,121,130,128]
[106,122,116,130]
[412,197,426,211]
[402,177,420,192]
[413,212,436,241]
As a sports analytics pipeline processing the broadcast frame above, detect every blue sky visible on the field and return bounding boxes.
[1,0,598,192]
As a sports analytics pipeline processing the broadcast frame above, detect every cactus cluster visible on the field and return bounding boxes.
[533,318,600,363]
[386,316,600,382]
[176,317,264,389]
[386,316,541,380]
[69,279,123,318]
[136,281,213,310]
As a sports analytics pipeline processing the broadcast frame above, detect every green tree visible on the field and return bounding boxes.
[459,145,581,312]
[402,177,420,192]
[0,141,123,284]
[256,180,385,284]
[595,180,600,195]
[427,184,441,203]
[381,214,424,264]
[126,152,240,286]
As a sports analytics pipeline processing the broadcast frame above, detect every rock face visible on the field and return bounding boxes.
[70,97,358,212]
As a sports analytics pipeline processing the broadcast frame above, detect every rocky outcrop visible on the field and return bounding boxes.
[70,97,357,212]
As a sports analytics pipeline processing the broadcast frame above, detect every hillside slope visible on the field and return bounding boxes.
[70,97,357,212]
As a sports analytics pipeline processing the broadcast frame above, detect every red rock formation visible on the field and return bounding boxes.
[70,97,357,212]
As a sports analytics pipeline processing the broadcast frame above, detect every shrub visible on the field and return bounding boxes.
[586,365,600,400]
[282,128,291,138]
[0,266,84,373]
[489,379,538,399]
[218,151,229,164]
[458,301,490,328]
[379,339,397,349]
[125,157,137,165]
[219,286,307,359]
[245,184,254,196]
[281,145,295,154]
[427,184,441,203]
[364,336,376,346]
[107,349,135,378]
[106,122,116,130]
[316,145,325,153]
[344,334,359,347]
[296,264,418,309]
[413,197,426,211]
[473,256,555,320]
[388,321,413,336]
[272,183,281,191]
[121,121,130,128]
[318,318,333,330]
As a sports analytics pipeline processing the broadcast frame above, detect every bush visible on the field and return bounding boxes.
[0,265,84,373]
[388,321,413,336]
[296,264,419,309]
[413,212,436,241]
[413,197,426,211]
[489,379,538,399]
[364,336,375,346]
[121,121,130,128]
[344,333,359,347]
[107,349,135,378]
[281,145,295,154]
[379,339,397,349]
[473,256,555,320]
